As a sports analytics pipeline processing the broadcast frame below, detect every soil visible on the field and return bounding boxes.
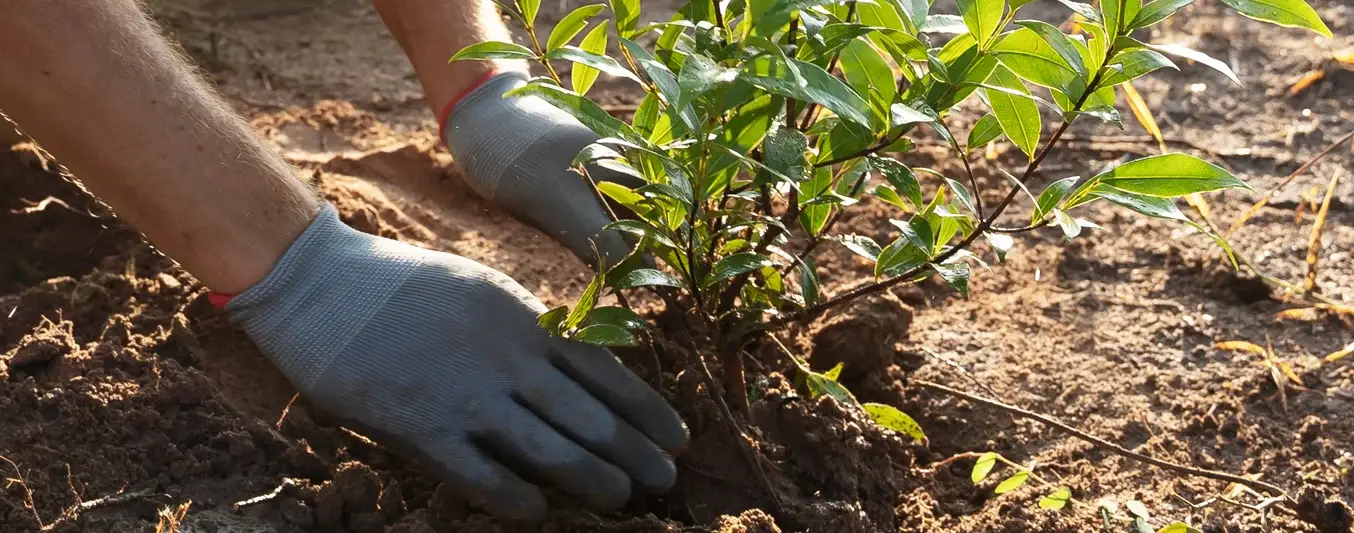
[2,0,1353,532]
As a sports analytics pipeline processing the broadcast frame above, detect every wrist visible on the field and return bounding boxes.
[205,196,321,302]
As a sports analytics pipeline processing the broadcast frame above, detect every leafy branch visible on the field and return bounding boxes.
[451,2,1335,512]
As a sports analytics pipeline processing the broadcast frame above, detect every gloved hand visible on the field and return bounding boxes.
[225,205,687,519]
[443,70,640,267]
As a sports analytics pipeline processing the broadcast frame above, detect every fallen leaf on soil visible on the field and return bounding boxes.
[1266,336,1306,389]
[1215,340,1267,355]
[1324,342,1354,363]
[1304,171,1339,292]
[1274,307,1322,322]
[1223,474,1265,499]
[1125,499,1150,519]
[1320,303,1354,316]
[1289,69,1326,96]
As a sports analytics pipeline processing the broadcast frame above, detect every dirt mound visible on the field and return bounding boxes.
[0,137,928,532]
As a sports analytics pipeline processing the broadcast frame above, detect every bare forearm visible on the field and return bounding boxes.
[373,0,527,118]
[0,0,320,293]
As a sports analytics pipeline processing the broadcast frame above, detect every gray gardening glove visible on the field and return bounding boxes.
[225,205,687,519]
[444,71,640,268]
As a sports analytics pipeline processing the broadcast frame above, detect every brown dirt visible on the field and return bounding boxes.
[3,0,1353,531]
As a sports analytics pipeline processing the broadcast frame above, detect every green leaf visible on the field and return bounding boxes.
[945,178,978,214]
[1089,185,1189,220]
[566,270,605,330]
[751,0,840,36]
[892,217,935,255]
[890,103,936,127]
[1145,43,1241,86]
[740,55,875,130]
[1130,0,1194,28]
[1039,487,1073,510]
[548,5,607,50]
[984,65,1042,159]
[840,38,897,123]
[922,14,969,34]
[1100,48,1177,86]
[724,94,779,152]
[873,185,908,210]
[888,0,930,32]
[991,27,1086,98]
[764,122,811,183]
[596,183,644,211]
[1218,0,1331,37]
[1103,0,1143,37]
[546,46,643,84]
[957,0,1007,47]
[677,53,738,107]
[572,324,638,346]
[614,268,685,289]
[971,452,998,482]
[631,93,660,136]
[610,0,640,37]
[607,219,679,247]
[1125,499,1150,519]
[620,38,699,132]
[993,469,1030,494]
[862,403,928,443]
[804,371,858,406]
[507,82,644,144]
[1093,153,1249,197]
[1034,176,1081,221]
[710,253,774,285]
[537,305,569,333]
[822,362,844,381]
[517,0,541,26]
[586,306,647,330]
[572,25,610,95]
[1015,20,1089,79]
[1056,0,1102,22]
[986,233,1014,262]
[799,256,822,306]
[1053,208,1082,240]
[839,234,884,262]
[875,239,927,278]
[1157,522,1203,533]
[967,114,1004,149]
[450,41,537,61]
[932,261,970,296]
[871,156,924,208]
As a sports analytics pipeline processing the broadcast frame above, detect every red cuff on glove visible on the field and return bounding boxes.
[437,69,498,139]
[208,291,235,309]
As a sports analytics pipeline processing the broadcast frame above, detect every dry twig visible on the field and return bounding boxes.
[916,380,1295,503]
[1229,129,1354,236]
[1303,171,1340,293]
[232,478,299,510]
[1,454,43,529]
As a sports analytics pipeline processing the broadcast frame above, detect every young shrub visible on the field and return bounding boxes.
[454,0,1331,416]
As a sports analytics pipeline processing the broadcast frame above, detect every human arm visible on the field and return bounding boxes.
[0,0,685,518]
[0,0,319,294]
[374,0,638,267]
